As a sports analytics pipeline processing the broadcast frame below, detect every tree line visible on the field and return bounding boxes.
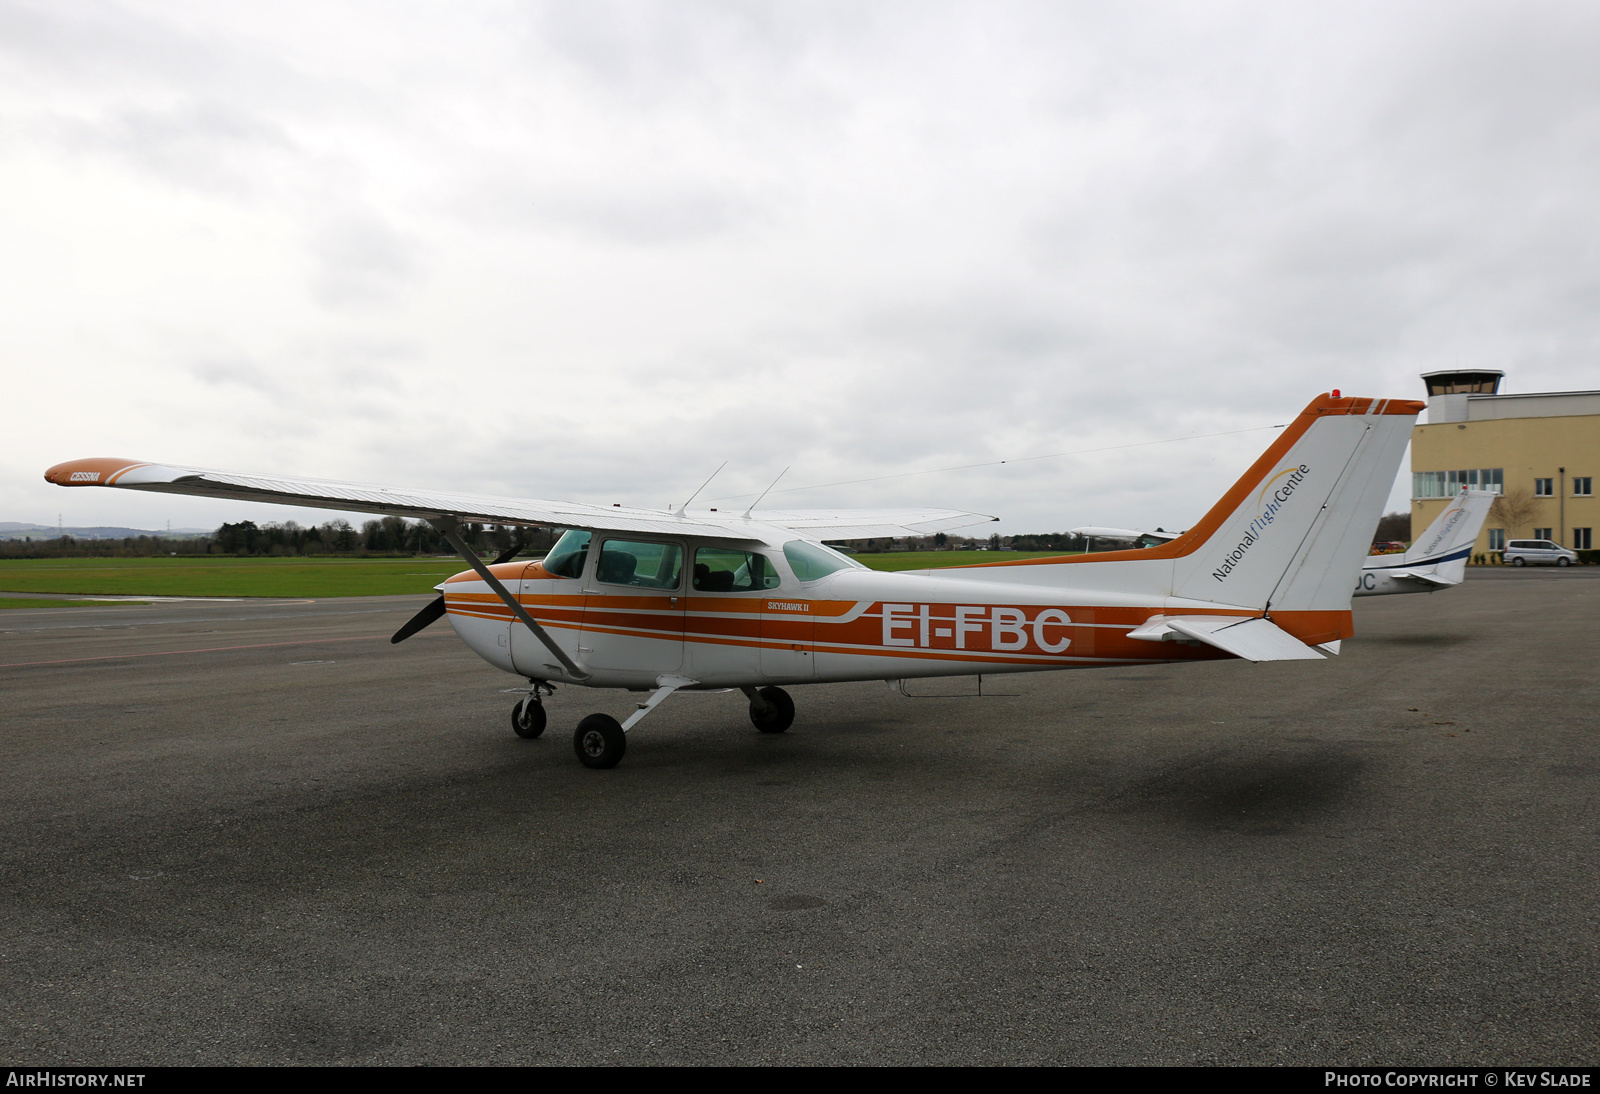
[0,518,559,559]
[3,514,1417,560]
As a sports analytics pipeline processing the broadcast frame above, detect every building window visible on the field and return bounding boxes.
[1412,468,1504,498]
[1488,529,1505,551]
[1576,528,1593,550]
[1576,477,1593,496]
[1534,478,1553,496]
[1534,528,1552,540]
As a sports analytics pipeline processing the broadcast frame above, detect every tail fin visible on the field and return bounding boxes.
[1358,489,1496,588]
[932,394,1421,645]
[1167,394,1420,612]
[1398,489,1496,581]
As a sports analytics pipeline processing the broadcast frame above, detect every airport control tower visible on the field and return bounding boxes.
[1410,369,1598,554]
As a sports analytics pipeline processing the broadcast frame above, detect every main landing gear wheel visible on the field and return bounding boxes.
[749,686,795,734]
[512,697,546,739]
[574,713,626,769]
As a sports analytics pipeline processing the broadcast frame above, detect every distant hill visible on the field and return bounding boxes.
[0,522,211,541]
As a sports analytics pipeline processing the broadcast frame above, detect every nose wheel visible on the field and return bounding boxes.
[511,696,547,738]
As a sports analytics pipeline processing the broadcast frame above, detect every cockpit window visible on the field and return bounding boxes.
[693,547,781,592]
[783,540,860,581]
[596,540,683,589]
[544,529,592,579]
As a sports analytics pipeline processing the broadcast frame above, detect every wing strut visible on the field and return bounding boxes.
[432,518,591,681]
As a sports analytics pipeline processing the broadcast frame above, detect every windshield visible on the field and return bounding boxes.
[783,540,861,581]
[543,529,592,578]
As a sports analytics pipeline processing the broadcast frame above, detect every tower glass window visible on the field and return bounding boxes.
[1421,370,1504,395]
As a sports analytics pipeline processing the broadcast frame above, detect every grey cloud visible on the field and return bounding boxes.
[0,1,371,113]
[50,102,294,196]
[308,216,420,309]
[465,177,765,246]
[532,1,824,104]
[192,356,281,396]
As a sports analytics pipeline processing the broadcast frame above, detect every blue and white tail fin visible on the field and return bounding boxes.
[1354,489,1495,595]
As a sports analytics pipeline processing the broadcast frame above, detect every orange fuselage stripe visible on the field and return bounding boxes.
[443,592,1348,664]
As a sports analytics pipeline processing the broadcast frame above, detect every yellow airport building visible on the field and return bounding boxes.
[1411,370,1598,555]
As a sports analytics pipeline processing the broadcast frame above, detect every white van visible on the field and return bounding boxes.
[1503,539,1580,567]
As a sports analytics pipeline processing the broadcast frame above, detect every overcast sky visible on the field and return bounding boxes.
[3,1,1597,536]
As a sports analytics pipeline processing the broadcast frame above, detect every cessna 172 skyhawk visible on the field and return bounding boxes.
[46,392,1420,769]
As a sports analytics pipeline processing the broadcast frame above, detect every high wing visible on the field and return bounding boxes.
[743,508,999,540]
[43,458,996,542]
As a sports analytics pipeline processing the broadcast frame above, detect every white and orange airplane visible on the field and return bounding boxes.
[46,391,1420,769]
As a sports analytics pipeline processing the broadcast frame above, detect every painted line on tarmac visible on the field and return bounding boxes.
[0,630,447,668]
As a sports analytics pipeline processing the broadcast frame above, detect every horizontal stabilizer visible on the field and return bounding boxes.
[1386,569,1454,587]
[1128,615,1325,662]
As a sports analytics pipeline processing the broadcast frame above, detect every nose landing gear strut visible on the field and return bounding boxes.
[512,681,555,739]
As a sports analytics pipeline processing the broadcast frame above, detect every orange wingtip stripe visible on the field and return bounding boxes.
[44,458,148,486]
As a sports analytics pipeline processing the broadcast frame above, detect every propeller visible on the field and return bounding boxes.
[391,544,523,644]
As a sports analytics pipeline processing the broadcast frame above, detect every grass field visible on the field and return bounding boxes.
[0,558,466,598]
[0,550,1078,599]
[853,550,1070,571]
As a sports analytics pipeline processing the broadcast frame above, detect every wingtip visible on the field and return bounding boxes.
[43,458,148,486]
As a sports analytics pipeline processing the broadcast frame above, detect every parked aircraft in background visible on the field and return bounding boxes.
[1068,526,1181,551]
[46,392,1420,769]
[1353,490,1495,597]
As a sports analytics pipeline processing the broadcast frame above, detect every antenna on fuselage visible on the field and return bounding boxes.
[675,460,727,517]
[743,466,790,518]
